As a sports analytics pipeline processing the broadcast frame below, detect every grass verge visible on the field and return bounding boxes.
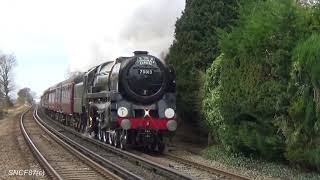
[202,145,320,180]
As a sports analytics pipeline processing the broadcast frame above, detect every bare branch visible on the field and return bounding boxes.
[0,53,17,107]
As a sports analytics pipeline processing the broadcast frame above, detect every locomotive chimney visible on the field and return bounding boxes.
[133,51,149,56]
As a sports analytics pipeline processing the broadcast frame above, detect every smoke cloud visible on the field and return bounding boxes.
[119,0,185,57]
[67,0,185,72]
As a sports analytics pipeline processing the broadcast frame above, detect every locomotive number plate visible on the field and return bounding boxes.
[138,69,153,75]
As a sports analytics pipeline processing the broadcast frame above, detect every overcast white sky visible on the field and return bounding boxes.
[0,0,185,99]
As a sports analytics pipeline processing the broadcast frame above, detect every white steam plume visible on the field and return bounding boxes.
[67,0,185,72]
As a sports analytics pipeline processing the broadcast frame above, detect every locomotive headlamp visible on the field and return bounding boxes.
[164,108,175,119]
[117,107,128,118]
[121,119,131,130]
[167,120,177,131]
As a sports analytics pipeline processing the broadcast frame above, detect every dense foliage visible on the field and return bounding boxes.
[287,33,320,169]
[203,0,320,169]
[166,0,240,121]
[17,88,34,104]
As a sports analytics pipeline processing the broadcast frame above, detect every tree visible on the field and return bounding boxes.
[217,0,308,158]
[203,0,320,169]
[0,53,17,107]
[65,68,83,79]
[17,88,35,104]
[166,0,240,122]
[0,88,4,106]
[0,89,3,118]
[287,33,320,170]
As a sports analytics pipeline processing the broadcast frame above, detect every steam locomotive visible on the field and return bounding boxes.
[40,51,176,152]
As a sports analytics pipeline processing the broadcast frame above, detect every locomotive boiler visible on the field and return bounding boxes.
[41,51,176,152]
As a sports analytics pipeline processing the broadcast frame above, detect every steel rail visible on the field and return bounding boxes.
[166,153,251,180]
[36,107,193,180]
[34,107,143,180]
[21,106,122,180]
[20,106,62,180]
[31,108,122,180]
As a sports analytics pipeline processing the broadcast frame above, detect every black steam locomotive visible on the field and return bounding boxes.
[41,51,176,152]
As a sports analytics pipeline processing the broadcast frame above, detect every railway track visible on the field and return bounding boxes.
[20,107,121,180]
[165,153,251,180]
[37,106,252,180]
[128,148,251,180]
[35,107,192,180]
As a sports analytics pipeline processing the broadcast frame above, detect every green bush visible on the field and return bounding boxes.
[223,0,306,158]
[203,0,320,169]
[204,0,309,157]
[167,0,240,122]
[202,54,224,142]
[287,34,320,170]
